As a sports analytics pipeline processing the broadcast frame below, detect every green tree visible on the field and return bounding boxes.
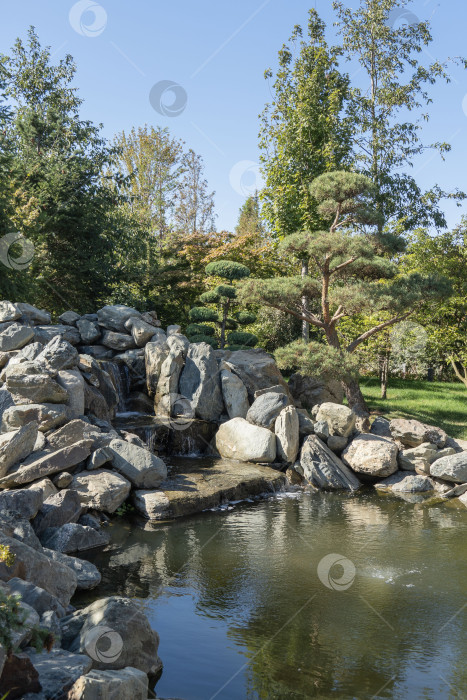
[239,171,450,417]
[334,0,465,231]
[173,149,216,235]
[187,260,257,349]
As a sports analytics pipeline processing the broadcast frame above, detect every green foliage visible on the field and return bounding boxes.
[189,334,219,348]
[200,290,220,304]
[115,502,134,517]
[227,331,258,347]
[205,260,250,281]
[215,284,237,299]
[235,311,257,325]
[185,323,215,337]
[225,318,238,331]
[189,307,219,323]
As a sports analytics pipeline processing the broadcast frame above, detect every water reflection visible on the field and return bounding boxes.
[80,491,467,700]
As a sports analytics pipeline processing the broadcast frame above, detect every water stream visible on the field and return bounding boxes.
[79,483,467,700]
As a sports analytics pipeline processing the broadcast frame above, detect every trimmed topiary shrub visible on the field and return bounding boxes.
[205,260,250,281]
[227,331,258,347]
[185,323,215,337]
[189,307,219,323]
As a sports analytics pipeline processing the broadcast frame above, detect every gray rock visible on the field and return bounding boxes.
[5,361,69,404]
[53,471,74,488]
[0,387,14,424]
[0,487,43,519]
[430,451,467,483]
[0,421,38,477]
[298,435,361,491]
[342,434,398,478]
[246,392,288,431]
[87,446,113,470]
[389,418,447,448]
[78,344,114,360]
[275,406,299,464]
[398,442,438,473]
[315,403,356,438]
[70,470,131,513]
[43,548,101,590]
[375,472,434,493]
[34,490,83,536]
[68,667,149,700]
[167,324,181,336]
[57,369,85,418]
[34,324,81,346]
[0,301,21,322]
[1,402,68,432]
[61,596,162,674]
[313,420,329,441]
[132,490,170,520]
[145,340,169,397]
[26,477,58,502]
[254,384,288,400]
[127,317,158,347]
[108,439,167,488]
[0,322,34,351]
[220,366,249,419]
[0,533,77,607]
[59,311,81,326]
[215,417,276,462]
[10,600,40,649]
[36,335,79,371]
[26,647,92,699]
[13,341,44,362]
[288,372,343,408]
[16,303,51,325]
[39,610,62,647]
[150,328,167,342]
[297,409,315,438]
[7,577,66,617]
[9,517,43,551]
[179,343,224,421]
[0,440,93,487]
[77,318,101,344]
[154,340,186,417]
[221,348,293,403]
[370,416,393,438]
[445,436,467,453]
[101,330,137,352]
[97,305,142,332]
[41,522,109,553]
[84,384,112,422]
[47,419,102,450]
[327,435,348,454]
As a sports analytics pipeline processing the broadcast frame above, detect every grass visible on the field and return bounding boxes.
[360,377,467,440]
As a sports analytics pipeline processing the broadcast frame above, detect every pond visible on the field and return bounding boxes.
[80,472,467,700]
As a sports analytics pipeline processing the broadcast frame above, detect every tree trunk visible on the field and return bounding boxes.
[342,377,370,431]
[379,353,389,399]
[220,299,230,349]
[301,259,309,342]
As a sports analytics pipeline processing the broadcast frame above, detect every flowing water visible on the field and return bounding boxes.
[81,481,467,700]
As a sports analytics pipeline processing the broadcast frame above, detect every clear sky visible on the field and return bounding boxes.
[2,0,467,232]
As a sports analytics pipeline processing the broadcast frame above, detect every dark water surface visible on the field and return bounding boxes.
[82,483,467,700]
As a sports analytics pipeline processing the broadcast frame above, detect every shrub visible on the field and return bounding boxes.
[185,323,215,337]
[227,331,258,347]
[189,307,219,323]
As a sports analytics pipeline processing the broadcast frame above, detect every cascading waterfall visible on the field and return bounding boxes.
[103,361,131,413]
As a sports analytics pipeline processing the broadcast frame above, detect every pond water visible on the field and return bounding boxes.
[81,473,467,700]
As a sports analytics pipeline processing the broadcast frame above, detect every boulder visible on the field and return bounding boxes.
[114,350,146,389]
[47,419,102,450]
[35,335,79,371]
[215,417,276,462]
[9,599,40,649]
[298,435,361,490]
[0,533,77,607]
[34,490,83,535]
[9,518,43,550]
[43,548,101,591]
[108,439,167,488]
[0,487,43,519]
[370,416,392,438]
[97,305,142,332]
[141,310,161,327]
[5,362,68,404]
[25,647,92,700]
[26,477,58,501]
[57,369,85,418]
[179,343,224,421]
[16,302,51,325]
[84,384,112,422]
[87,446,113,470]
[389,418,447,448]
[167,324,181,335]
[246,392,288,431]
[145,340,169,396]
[0,421,38,477]
[70,470,131,513]
[68,667,149,700]
[131,490,170,520]
[221,348,293,402]
[341,434,398,478]
[288,372,343,409]
[61,596,162,674]
[297,409,315,438]
[275,406,299,464]
[0,322,34,351]
[78,345,114,360]
[6,577,66,618]
[313,420,329,441]
[101,331,136,352]
[0,300,21,322]
[77,318,101,344]
[220,366,249,419]
[0,652,41,698]
[127,317,157,347]
[327,435,348,454]
[53,471,74,488]
[398,442,438,473]
[59,310,81,326]
[445,436,467,453]
[13,341,44,363]
[1,402,68,433]
[0,440,93,487]
[430,452,467,483]
[315,403,356,438]
[375,472,434,493]
[40,523,109,553]
[154,341,186,416]
[34,324,81,346]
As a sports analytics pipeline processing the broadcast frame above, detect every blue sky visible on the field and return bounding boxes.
[2,0,467,232]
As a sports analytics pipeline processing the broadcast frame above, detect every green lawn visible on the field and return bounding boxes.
[360,377,467,440]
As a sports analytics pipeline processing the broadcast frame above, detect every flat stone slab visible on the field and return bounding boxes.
[133,457,286,520]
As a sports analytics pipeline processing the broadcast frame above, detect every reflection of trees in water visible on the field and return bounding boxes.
[85,494,467,699]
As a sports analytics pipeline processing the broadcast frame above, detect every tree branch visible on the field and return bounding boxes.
[330,257,358,275]
[449,357,467,388]
[264,301,325,328]
[346,312,412,353]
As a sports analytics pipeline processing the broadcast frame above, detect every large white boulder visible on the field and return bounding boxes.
[315,403,356,437]
[215,417,276,462]
[275,406,299,463]
[342,434,398,478]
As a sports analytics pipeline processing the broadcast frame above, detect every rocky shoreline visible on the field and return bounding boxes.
[0,300,465,699]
